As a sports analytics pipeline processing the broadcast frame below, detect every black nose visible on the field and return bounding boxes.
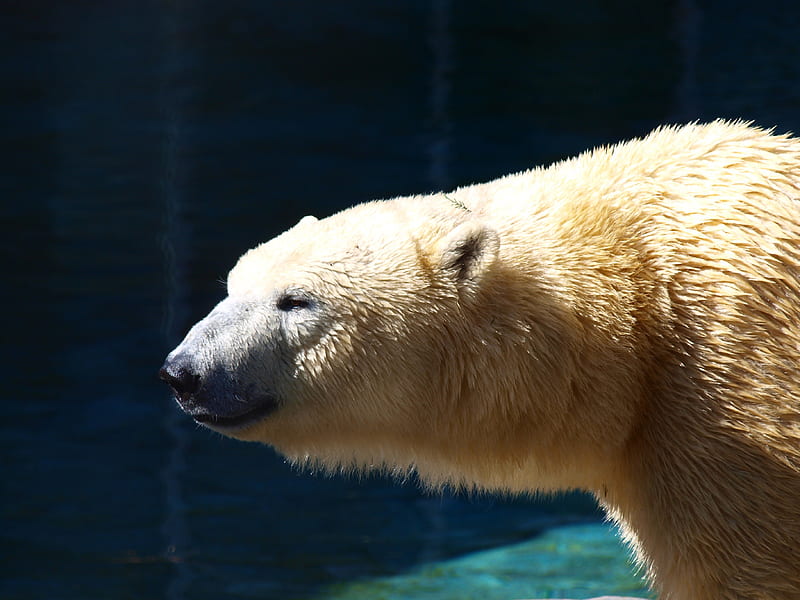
[159,360,200,399]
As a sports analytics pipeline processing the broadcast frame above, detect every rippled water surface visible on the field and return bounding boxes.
[4,1,799,598]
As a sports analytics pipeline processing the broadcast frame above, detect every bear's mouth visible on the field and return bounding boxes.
[188,395,280,431]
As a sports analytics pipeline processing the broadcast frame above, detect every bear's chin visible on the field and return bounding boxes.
[187,395,280,433]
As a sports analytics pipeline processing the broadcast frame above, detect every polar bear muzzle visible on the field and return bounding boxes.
[159,353,280,430]
[159,298,282,431]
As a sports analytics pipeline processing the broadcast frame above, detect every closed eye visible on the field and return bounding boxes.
[276,294,311,311]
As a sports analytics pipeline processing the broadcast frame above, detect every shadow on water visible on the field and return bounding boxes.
[3,1,799,598]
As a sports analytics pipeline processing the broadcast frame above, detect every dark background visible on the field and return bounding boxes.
[3,1,799,599]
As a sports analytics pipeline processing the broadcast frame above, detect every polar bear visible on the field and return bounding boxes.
[160,121,800,599]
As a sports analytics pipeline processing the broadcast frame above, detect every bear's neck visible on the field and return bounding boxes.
[476,232,800,599]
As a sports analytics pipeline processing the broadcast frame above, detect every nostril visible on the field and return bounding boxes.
[159,364,201,398]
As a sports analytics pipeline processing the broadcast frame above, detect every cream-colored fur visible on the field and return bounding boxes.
[166,121,800,599]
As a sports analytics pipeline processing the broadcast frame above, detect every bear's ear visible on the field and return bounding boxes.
[295,215,318,228]
[437,221,500,290]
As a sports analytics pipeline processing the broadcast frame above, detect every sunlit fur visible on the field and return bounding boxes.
[208,121,800,599]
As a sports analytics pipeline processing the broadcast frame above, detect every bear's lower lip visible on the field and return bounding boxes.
[190,396,279,430]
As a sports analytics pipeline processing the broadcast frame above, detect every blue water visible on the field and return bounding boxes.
[3,1,799,599]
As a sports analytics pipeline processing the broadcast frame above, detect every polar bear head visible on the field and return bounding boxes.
[159,200,517,480]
